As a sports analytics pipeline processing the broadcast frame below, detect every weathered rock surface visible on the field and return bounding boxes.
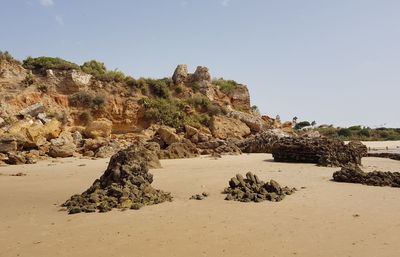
[210,116,250,140]
[172,64,188,85]
[366,152,400,161]
[223,172,296,202]
[19,103,45,117]
[236,129,288,153]
[48,132,76,158]
[228,110,267,132]
[191,66,211,83]
[157,126,181,145]
[159,140,199,159]
[84,118,113,139]
[272,137,366,167]
[62,144,172,214]
[333,164,400,187]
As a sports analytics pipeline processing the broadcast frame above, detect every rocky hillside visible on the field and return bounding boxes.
[0,52,293,165]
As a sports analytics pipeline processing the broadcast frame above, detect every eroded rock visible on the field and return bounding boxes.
[223,172,296,202]
[62,144,172,214]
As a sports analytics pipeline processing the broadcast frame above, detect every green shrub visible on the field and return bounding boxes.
[21,73,35,86]
[140,98,210,130]
[191,82,201,92]
[124,76,136,87]
[186,95,211,109]
[338,128,352,137]
[294,121,311,130]
[68,92,106,110]
[348,125,362,131]
[23,56,79,74]
[251,105,260,115]
[149,79,170,98]
[358,129,370,137]
[141,98,185,129]
[213,78,239,95]
[81,60,126,82]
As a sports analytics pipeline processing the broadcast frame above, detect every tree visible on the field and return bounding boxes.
[311,121,316,126]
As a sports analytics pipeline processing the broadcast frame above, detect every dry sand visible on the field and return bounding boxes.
[1,141,400,257]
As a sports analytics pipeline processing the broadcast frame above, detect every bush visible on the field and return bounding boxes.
[186,95,211,109]
[124,76,136,87]
[141,98,185,129]
[251,105,260,115]
[294,121,311,130]
[81,60,126,82]
[0,51,20,64]
[68,92,106,110]
[358,129,370,137]
[213,78,239,95]
[77,111,93,125]
[140,98,210,130]
[338,128,352,137]
[191,82,201,92]
[23,56,80,74]
[149,79,170,98]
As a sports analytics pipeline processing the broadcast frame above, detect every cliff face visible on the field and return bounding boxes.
[0,60,263,133]
[0,56,291,165]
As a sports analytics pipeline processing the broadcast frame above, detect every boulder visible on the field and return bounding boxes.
[228,110,267,132]
[0,137,18,153]
[62,70,92,93]
[26,119,62,142]
[157,126,181,145]
[159,140,199,159]
[191,66,211,83]
[210,116,251,140]
[230,85,251,112]
[84,118,113,139]
[172,64,188,85]
[48,132,76,158]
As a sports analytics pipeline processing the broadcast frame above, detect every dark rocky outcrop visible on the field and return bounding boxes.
[367,152,400,161]
[236,130,287,153]
[62,144,172,214]
[223,172,296,202]
[272,137,366,167]
[158,140,199,159]
[333,164,400,187]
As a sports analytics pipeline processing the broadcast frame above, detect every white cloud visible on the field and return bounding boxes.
[221,0,231,7]
[55,15,64,25]
[39,0,54,7]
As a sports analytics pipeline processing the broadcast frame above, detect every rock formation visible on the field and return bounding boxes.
[272,137,366,167]
[223,172,296,202]
[236,129,288,153]
[62,144,171,214]
[333,164,400,187]
[366,152,400,161]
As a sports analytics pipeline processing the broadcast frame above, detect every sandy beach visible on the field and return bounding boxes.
[1,141,400,257]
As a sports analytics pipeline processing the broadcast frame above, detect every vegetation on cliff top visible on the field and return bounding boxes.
[309,126,400,141]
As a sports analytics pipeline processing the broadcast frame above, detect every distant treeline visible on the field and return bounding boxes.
[313,126,400,141]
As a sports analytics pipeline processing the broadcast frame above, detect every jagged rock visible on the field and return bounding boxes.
[172,64,188,85]
[185,125,198,137]
[228,110,267,132]
[19,103,45,117]
[84,118,113,139]
[61,70,92,93]
[210,116,251,140]
[191,66,211,83]
[230,85,251,112]
[190,192,209,200]
[223,172,296,202]
[26,119,62,143]
[95,145,117,158]
[272,137,366,167]
[157,126,181,145]
[62,144,172,214]
[333,164,400,187]
[159,140,199,159]
[71,131,83,146]
[236,129,288,153]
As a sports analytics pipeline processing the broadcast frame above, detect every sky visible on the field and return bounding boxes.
[1,0,400,128]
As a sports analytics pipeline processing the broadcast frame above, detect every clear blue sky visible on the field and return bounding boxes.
[2,0,399,127]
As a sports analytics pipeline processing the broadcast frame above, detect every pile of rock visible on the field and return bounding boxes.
[223,172,296,202]
[236,129,288,153]
[62,144,172,214]
[333,164,400,187]
[271,137,366,167]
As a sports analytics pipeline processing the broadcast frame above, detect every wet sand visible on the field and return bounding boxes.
[1,141,400,257]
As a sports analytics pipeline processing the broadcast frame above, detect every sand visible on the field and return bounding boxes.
[1,141,400,257]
